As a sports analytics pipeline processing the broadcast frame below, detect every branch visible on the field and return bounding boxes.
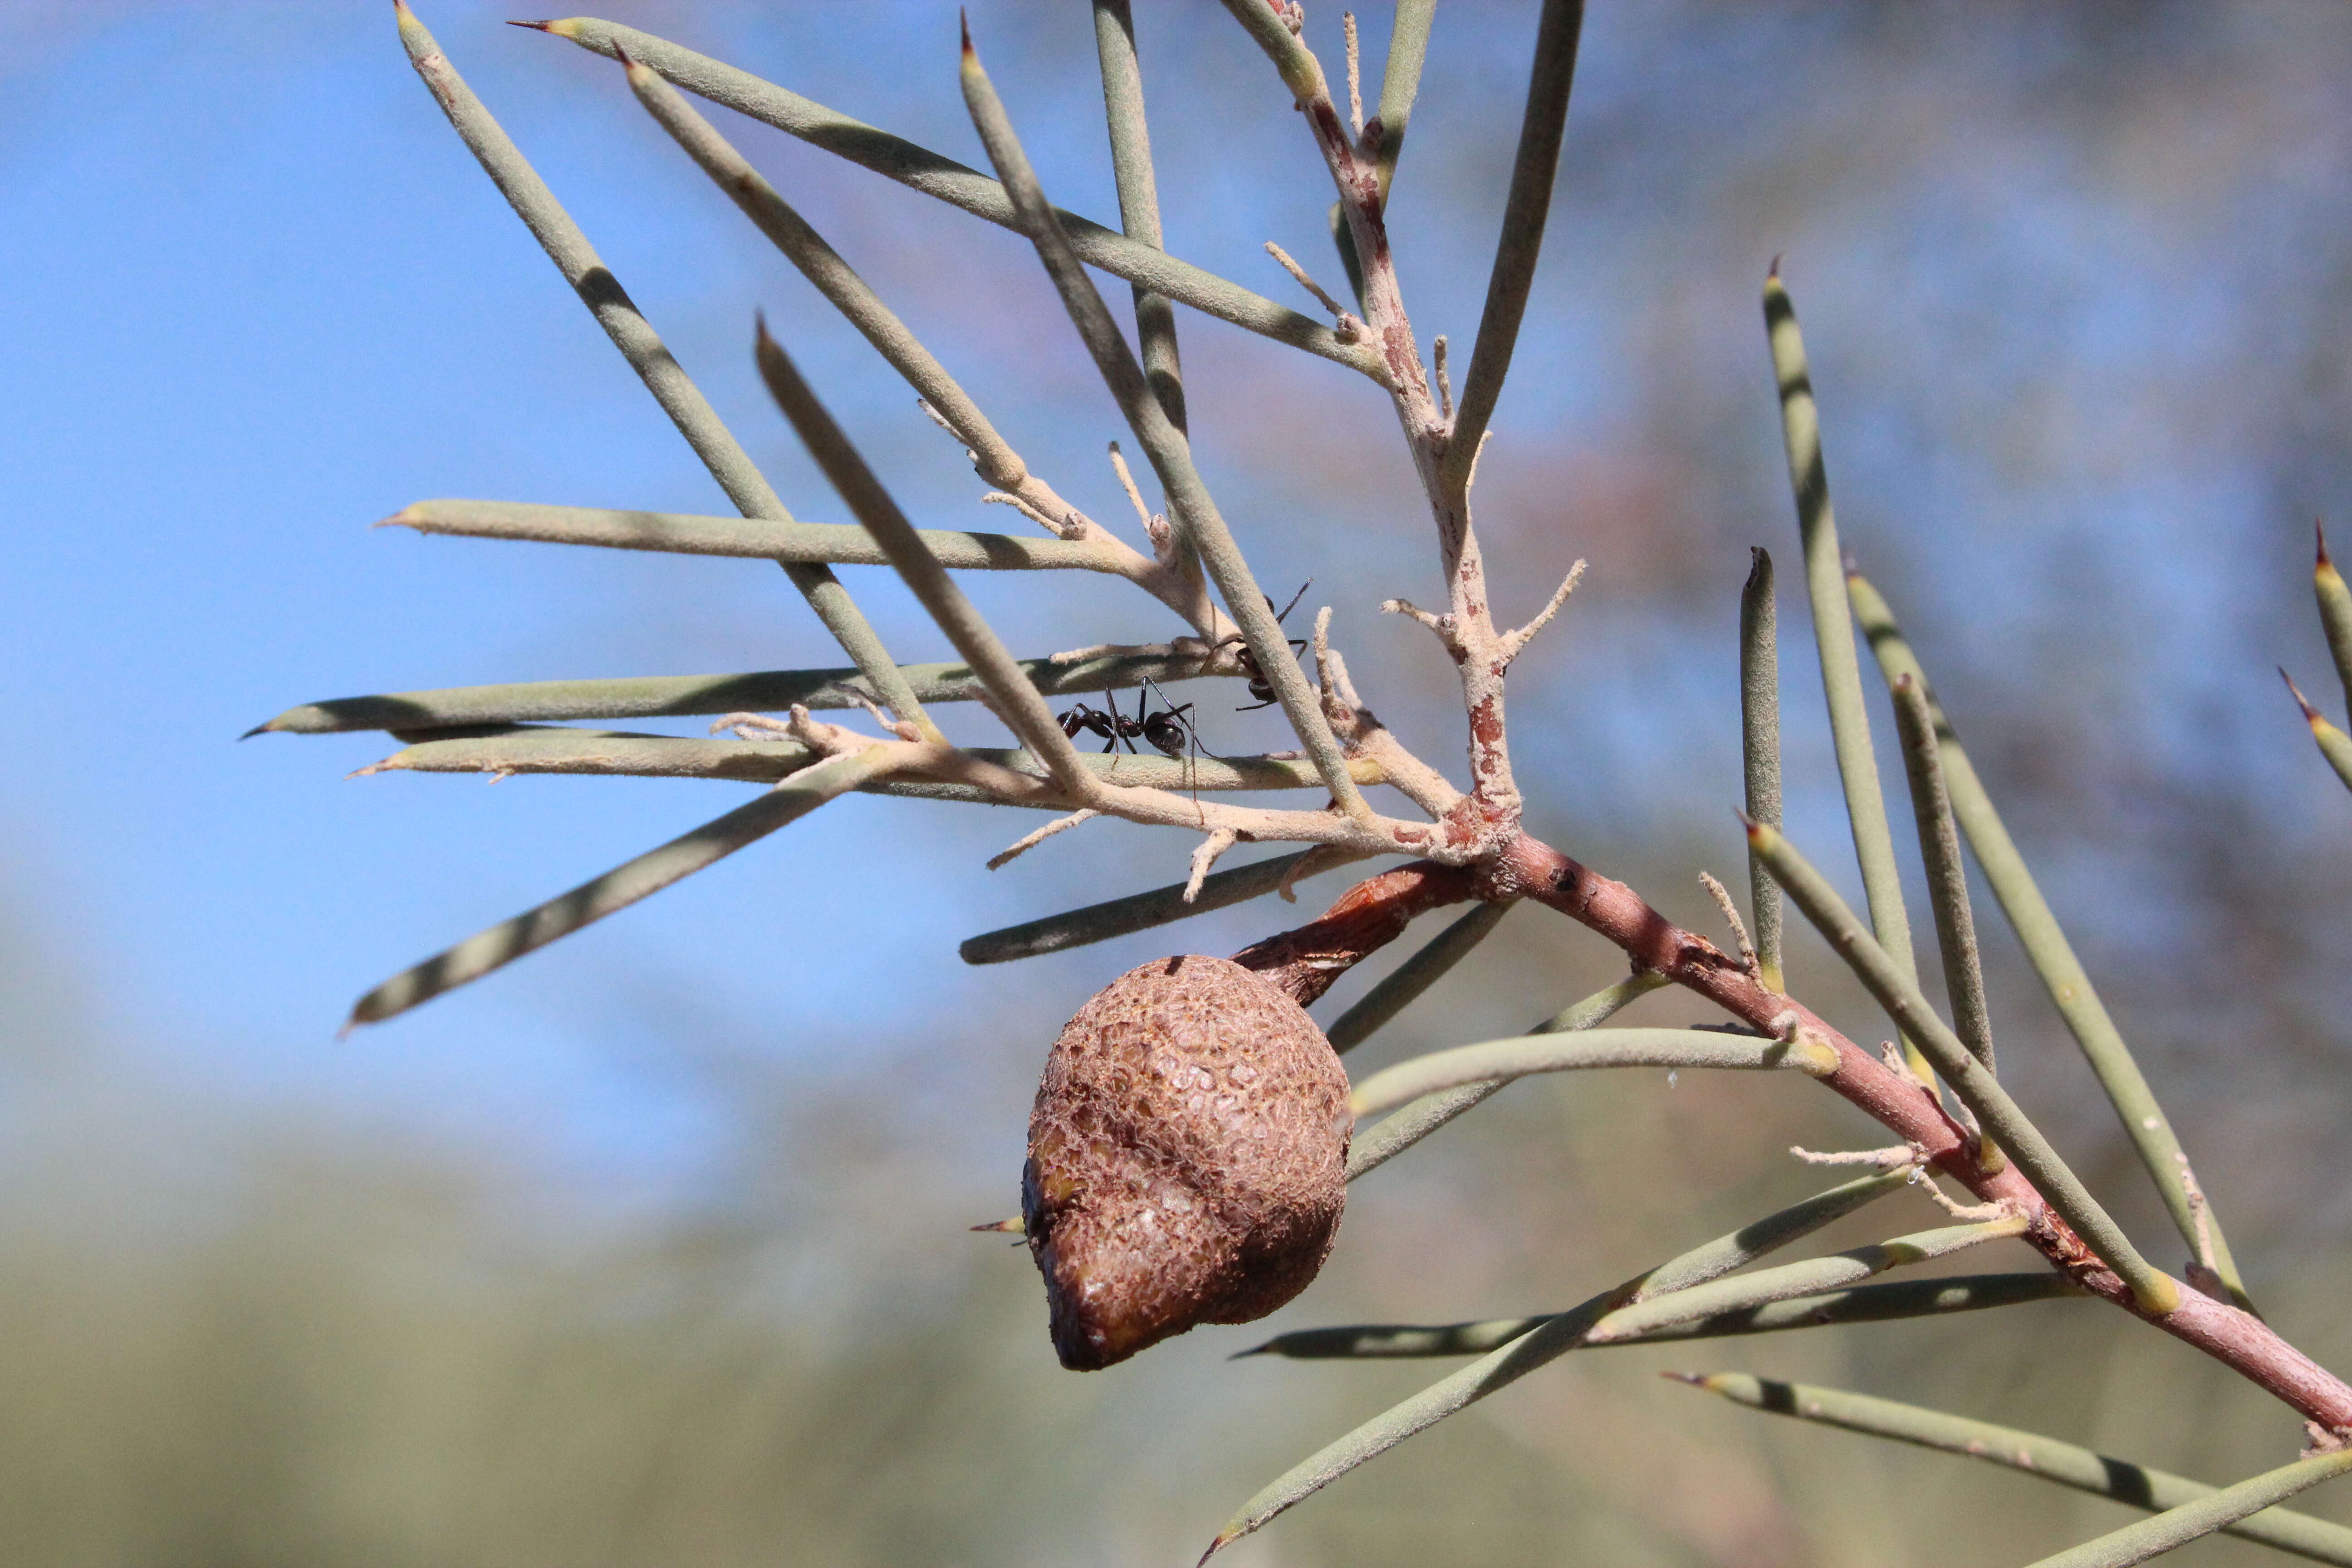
[1218,0,1533,855]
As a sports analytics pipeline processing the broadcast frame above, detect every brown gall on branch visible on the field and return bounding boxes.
[1023,954,1349,1370]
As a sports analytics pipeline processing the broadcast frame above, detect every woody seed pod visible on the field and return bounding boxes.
[1024,954,1351,1371]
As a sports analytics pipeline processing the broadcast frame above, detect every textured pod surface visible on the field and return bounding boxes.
[1024,955,1351,1370]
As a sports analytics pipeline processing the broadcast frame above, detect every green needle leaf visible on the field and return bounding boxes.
[2319,521,2352,713]
[392,3,924,725]
[2023,1446,2352,1568]
[1371,0,1436,203]
[959,27,1372,823]
[1847,568,2250,1311]
[1764,268,1925,1077]
[363,725,1339,798]
[1740,547,1785,990]
[1442,0,1586,495]
[345,744,898,1028]
[1348,1025,1837,1121]
[523,17,1378,376]
[385,499,1132,573]
[1682,1373,2352,1566]
[958,850,1353,965]
[1091,0,1187,434]
[250,652,1230,737]
[1203,1169,1922,1559]
[2285,669,2352,795]
[1245,1273,2076,1359]
[1747,817,2181,1316]
[1345,971,1667,1181]
[1324,902,1509,1056]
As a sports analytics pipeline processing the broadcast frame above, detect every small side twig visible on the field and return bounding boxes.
[1699,871,1757,977]
[1265,241,1365,341]
[1496,559,1586,663]
[1186,827,1242,902]
[1342,10,1364,137]
[988,808,1100,871]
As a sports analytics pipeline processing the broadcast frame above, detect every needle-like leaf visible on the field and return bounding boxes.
[2319,521,2352,711]
[1348,1025,1837,1121]
[251,652,1230,737]
[1442,0,1586,494]
[1747,817,2181,1315]
[1763,268,1924,1075]
[1372,0,1436,202]
[385,499,1133,573]
[364,725,1341,797]
[1204,1169,1934,1559]
[1245,1274,2078,1360]
[1091,0,1186,434]
[2285,668,2352,794]
[392,3,924,725]
[521,17,1379,376]
[1740,547,1785,989]
[346,744,900,1028]
[959,27,1372,823]
[1324,902,1509,1056]
[1681,1373,2352,1566]
[2023,1446,2352,1568]
[756,322,1083,778]
[1345,972,1667,1180]
[959,849,1354,965]
[1846,568,2249,1310]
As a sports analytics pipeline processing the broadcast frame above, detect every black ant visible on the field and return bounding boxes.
[1222,581,1312,711]
[1057,689,1143,753]
[1135,680,1206,761]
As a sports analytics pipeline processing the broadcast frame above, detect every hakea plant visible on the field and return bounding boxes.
[250,3,2352,1563]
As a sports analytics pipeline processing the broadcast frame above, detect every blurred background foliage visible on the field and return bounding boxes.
[3,1,2350,1563]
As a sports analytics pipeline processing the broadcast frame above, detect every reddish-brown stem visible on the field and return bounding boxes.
[1232,835,2352,1432]
[1230,859,1480,1006]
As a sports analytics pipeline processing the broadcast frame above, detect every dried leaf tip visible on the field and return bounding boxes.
[1197,1530,1238,1567]
[371,504,427,531]
[959,9,973,59]
[504,19,552,31]
[2318,517,2334,572]
[1767,253,1784,284]
[2281,667,2323,724]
